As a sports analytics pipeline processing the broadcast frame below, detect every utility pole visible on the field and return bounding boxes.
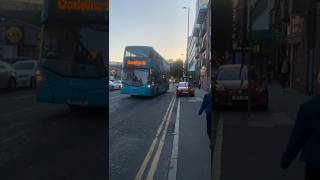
[183,6,190,79]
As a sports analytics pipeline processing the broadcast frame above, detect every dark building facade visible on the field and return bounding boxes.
[287,0,320,94]
[0,19,40,60]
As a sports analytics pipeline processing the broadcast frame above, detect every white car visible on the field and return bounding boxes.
[112,80,123,89]
[13,60,38,89]
[0,60,16,91]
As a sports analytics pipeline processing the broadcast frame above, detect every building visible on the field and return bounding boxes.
[187,36,197,81]
[246,0,274,73]
[187,0,210,90]
[285,0,320,94]
[0,19,40,60]
[109,61,122,80]
[0,0,42,60]
[269,0,290,80]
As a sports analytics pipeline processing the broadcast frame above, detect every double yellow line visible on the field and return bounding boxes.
[135,95,176,180]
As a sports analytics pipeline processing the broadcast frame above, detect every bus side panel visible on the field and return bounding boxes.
[121,85,153,96]
[36,68,108,107]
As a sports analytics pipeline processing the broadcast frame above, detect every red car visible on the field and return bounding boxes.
[176,82,195,97]
[213,64,268,109]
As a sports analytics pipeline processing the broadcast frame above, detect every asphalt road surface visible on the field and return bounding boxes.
[109,85,211,180]
[0,89,107,180]
[212,83,309,180]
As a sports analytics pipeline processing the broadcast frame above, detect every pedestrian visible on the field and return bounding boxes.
[280,72,320,180]
[280,58,290,91]
[198,90,212,142]
[198,81,201,89]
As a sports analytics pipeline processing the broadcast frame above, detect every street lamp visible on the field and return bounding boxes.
[182,6,190,77]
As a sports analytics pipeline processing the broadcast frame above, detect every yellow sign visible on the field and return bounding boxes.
[58,0,108,11]
[111,69,116,76]
[127,60,146,66]
[6,27,22,44]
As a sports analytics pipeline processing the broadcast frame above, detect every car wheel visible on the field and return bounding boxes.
[30,77,36,89]
[7,77,16,92]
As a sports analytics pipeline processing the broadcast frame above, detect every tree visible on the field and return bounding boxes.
[170,59,183,79]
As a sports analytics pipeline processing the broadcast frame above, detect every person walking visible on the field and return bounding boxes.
[280,73,320,180]
[280,58,290,91]
[198,90,212,141]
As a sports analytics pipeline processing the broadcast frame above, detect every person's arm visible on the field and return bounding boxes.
[281,105,311,169]
[198,94,208,115]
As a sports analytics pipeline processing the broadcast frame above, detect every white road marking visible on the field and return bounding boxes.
[135,95,176,180]
[167,98,180,180]
[213,116,224,180]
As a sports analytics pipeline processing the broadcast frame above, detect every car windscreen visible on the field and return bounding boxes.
[178,82,187,87]
[40,24,107,78]
[14,62,35,70]
[217,67,247,80]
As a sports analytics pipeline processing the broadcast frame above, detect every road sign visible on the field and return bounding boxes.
[111,69,116,76]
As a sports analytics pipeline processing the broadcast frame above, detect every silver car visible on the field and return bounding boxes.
[0,60,16,91]
[13,60,38,89]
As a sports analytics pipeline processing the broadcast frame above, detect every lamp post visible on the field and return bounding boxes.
[182,6,190,77]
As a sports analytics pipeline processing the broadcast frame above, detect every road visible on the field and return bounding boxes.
[109,85,211,180]
[212,83,311,180]
[0,89,107,180]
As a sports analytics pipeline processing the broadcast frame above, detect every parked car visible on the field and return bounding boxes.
[109,80,114,91]
[212,64,268,109]
[0,60,16,91]
[13,60,39,89]
[176,81,195,97]
[112,80,123,89]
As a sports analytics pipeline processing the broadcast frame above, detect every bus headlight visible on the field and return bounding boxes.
[147,85,151,88]
[35,70,44,83]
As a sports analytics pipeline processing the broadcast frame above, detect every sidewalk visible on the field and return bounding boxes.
[217,82,313,180]
[175,88,211,180]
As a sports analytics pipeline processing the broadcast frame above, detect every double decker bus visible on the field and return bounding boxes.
[121,46,170,96]
[36,0,108,107]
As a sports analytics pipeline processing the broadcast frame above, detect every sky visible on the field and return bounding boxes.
[109,0,196,62]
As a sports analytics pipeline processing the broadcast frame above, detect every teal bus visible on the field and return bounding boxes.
[36,0,108,107]
[121,46,170,96]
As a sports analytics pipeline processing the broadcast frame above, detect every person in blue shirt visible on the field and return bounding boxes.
[198,90,212,140]
[281,72,320,180]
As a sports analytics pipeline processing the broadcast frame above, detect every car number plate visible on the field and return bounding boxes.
[232,96,248,100]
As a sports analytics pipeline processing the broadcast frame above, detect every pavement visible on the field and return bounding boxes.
[109,84,211,180]
[0,88,107,180]
[213,82,313,180]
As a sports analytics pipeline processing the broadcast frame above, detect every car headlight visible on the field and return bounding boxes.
[147,85,151,88]
[35,70,44,83]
